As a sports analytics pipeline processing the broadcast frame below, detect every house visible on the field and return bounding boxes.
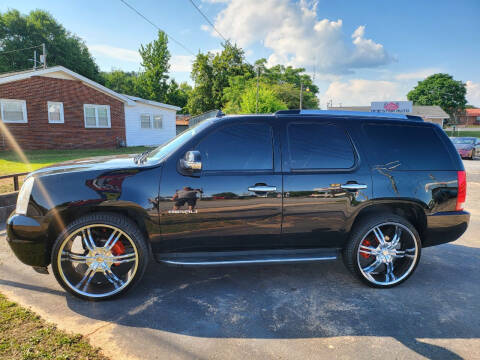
[0,66,180,150]
[328,105,449,127]
[457,108,480,125]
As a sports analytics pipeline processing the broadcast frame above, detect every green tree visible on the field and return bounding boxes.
[101,70,138,96]
[137,30,171,102]
[166,80,191,113]
[239,84,287,113]
[407,73,467,120]
[0,9,101,81]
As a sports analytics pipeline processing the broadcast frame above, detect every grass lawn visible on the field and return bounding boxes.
[445,131,480,137]
[0,147,151,193]
[0,292,108,360]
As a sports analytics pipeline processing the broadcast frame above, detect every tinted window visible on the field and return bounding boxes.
[196,122,273,171]
[288,123,355,169]
[363,123,453,170]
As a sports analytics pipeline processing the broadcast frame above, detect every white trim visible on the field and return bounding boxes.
[0,66,135,106]
[47,101,64,124]
[0,99,28,123]
[83,104,111,128]
[122,94,181,111]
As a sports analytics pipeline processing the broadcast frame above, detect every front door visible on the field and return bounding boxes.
[280,118,372,248]
[157,119,283,253]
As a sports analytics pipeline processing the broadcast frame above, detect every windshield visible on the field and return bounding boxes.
[451,138,476,144]
[144,119,213,163]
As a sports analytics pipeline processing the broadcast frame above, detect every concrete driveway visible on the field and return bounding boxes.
[1,162,480,359]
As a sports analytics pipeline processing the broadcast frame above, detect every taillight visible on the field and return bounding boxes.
[456,170,466,211]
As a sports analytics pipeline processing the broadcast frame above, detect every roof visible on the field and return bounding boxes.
[122,94,180,111]
[466,108,480,116]
[176,115,190,126]
[328,105,449,119]
[0,66,180,111]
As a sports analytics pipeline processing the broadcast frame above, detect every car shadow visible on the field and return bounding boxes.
[4,243,479,359]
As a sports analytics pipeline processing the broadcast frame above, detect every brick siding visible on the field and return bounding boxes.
[0,76,125,150]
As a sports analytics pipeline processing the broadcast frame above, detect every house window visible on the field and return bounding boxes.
[0,99,27,123]
[83,104,111,128]
[48,101,64,123]
[140,114,151,128]
[140,114,163,129]
[476,116,480,122]
[153,115,163,129]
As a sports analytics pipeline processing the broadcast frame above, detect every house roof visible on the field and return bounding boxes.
[466,108,480,116]
[176,115,190,126]
[328,105,449,119]
[0,66,180,112]
[122,94,181,111]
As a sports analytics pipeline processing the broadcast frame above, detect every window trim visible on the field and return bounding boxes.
[83,104,111,128]
[0,99,28,124]
[47,101,64,124]
[286,121,358,173]
[194,121,275,173]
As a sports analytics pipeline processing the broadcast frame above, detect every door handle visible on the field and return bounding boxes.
[248,185,277,192]
[341,183,367,190]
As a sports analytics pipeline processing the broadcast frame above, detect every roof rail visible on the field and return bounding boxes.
[275,109,423,121]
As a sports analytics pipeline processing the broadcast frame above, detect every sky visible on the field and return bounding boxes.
[1,0,480,108]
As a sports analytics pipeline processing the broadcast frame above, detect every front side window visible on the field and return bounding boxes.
[83,104,111,128]
[288,122,355,170]
[0,99,27,123]
[48,101,64,123]
[196,122,273,171]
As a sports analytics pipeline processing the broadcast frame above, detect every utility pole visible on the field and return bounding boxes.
[300,82,303,110]
[255,66,260,114]
[41,43,46,69]
[32,50,37,70]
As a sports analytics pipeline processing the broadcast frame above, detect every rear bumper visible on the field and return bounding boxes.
[423,211,470,247]
[6,213,50,267]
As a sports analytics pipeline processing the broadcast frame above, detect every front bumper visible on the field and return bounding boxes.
[423,211,470,247]
[6,213,50,267]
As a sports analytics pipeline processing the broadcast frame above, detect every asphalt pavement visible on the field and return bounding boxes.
[1,161,479,359]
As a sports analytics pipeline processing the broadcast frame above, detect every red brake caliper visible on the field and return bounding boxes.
[360,239,372,259]
[111,241,125,266]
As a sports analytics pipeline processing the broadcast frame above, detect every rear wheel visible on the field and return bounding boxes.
[51,213,149,300]
[343,214,421,288]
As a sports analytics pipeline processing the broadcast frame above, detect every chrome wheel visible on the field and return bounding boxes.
[356,222,419,286]
[57,224,139,298]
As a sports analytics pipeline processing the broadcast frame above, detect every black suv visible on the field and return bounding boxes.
[6,110,469,300]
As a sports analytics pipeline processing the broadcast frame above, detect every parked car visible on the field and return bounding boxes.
[450,136,480,159]
[7,110,469,300]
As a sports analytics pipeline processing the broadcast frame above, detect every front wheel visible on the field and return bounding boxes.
[343,214,421,288]
[51,213,149,300]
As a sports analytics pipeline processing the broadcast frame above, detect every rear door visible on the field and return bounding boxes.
[280,117,372,248]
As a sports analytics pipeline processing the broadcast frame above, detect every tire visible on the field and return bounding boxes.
[51,212,150,301]
[343,213,421,288]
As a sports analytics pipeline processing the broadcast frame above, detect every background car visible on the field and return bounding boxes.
[450,137,480,159]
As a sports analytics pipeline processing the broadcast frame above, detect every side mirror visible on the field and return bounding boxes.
[179,151,202,175]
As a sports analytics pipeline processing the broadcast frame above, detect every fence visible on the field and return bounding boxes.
[0,172,29,192]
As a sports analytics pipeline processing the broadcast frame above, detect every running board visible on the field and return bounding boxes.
[156,248,338,266]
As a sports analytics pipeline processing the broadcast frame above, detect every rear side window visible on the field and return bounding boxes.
[363,123,454,170]
[196,122,273,171]
[287,123,355,170]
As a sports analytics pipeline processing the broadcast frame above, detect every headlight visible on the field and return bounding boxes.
[16,177,34,215]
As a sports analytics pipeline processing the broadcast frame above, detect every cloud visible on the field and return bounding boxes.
[324,79,405,106]
[90,44,141,63]
[466,80,480,107]
[395,68,441,80]
[205,0,393,74]
[170,55,195,73]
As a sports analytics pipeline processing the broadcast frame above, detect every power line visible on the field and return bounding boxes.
[119,0,196,56]
[0,44,43,56]
[188,0,228,43]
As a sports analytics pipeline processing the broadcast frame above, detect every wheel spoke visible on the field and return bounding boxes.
[82,229,96,251]
[109,252,136,264]
[104,230,121,250]
[75,268,95,290]
[389,226,402,248]
[392,247,416,258]
[385,262,395,282]
[104,270,125,289]
[359,245,377,255]
[363,259,382,273]
[61,251,92,263]
[372,227,386,245]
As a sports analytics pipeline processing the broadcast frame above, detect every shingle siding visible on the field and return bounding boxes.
[0,76,125,150]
